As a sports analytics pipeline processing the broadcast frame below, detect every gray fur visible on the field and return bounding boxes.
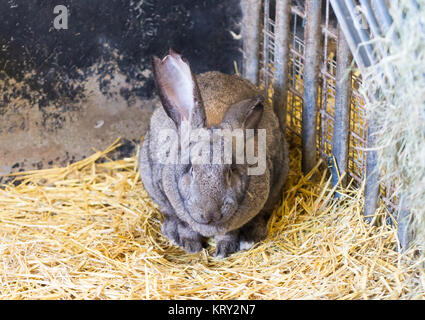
[139,52,289,257]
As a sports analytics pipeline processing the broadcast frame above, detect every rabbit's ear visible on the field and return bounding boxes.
[221,95,264,129]
[152,50,206,129]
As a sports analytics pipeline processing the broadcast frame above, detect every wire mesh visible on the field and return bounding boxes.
[260,0,369,188]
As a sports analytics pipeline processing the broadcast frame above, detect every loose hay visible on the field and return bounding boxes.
[360,1,425,251]
[0,139,424,299]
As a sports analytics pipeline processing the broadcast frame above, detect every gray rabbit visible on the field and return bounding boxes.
[139,50,289,258]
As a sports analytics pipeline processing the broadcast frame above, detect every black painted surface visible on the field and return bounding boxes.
[0,0,242,111]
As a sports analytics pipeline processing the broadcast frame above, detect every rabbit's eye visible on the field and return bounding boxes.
[184,164,191,174]
[226,166,237,185]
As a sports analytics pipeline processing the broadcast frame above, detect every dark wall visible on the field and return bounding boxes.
[0,0,242,107]
[0,0,242,182]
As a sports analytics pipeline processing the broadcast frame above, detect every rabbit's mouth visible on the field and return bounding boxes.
[191,215,224,226]
[188,218,230,237]
[189,209,234,227]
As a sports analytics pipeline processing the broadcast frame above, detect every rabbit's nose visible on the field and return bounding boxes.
[204,210,222,223]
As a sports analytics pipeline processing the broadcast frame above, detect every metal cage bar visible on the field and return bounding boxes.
[272,0,291,130]
[241,0,262,85]
[364,121,380,218]
[328,0,380,217]
[319,0,336,167]
[302,0,322,175]
[262,0,273,91]
[331,26,352,191]
[329,0,376,69]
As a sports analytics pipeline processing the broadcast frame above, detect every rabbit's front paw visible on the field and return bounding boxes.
[238,212,269,251]
[161,217,203,253]
[214,232,240,258]
[238,231,266,251]
[180,236,203,253]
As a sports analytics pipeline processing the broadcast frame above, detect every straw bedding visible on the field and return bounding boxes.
[0,138,424,299]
